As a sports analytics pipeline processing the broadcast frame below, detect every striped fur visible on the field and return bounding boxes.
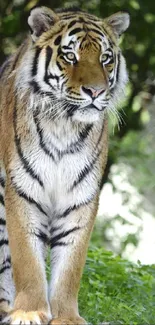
[0,6,129,324]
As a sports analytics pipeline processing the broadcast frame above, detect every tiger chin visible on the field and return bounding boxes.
[0,5,129,325]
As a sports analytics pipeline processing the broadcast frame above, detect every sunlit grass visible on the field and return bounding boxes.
[79,246,155,324]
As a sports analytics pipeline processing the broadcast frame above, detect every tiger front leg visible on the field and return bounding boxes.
[2,180,51,324]
[49,198,98,325]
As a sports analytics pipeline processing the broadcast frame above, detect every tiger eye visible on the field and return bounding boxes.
[101,54,109,63]
[66,52,76,61]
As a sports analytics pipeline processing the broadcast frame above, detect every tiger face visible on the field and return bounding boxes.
[45,28,112,115]
[18,7,130,123]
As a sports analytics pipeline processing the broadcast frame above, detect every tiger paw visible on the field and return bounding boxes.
[0,311,7,323]
[50,316,87,325]
[2,309,50,324]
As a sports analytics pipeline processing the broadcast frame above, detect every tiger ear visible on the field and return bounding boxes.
[28,6,59,41]
[104,12,130,37]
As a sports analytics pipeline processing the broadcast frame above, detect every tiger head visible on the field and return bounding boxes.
[18,7,130,123]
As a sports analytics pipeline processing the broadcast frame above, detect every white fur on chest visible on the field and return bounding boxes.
[34,117,100,202]
[11,114,103,219]
[43,150,98,208]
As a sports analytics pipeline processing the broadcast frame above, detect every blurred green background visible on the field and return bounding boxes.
[1,0,155,263]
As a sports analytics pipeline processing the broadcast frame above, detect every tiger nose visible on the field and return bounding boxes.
[82,86,105,99]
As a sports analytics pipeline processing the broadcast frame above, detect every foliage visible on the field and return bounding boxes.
[79,246,155,324]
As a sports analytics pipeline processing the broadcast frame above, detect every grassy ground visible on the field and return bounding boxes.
[79,246,155,324]
[47,245,155,324]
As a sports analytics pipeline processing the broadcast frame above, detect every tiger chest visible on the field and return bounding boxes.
[10,117,102,218]
[43,149,99,211]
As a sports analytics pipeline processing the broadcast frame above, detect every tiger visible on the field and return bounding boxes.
[0,5,130,325]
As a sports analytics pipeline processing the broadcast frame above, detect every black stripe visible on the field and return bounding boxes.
[68,90,79,96]
[34,113,92,160]
[63,124,92,154]
[79,34,88,49]
[45,46,53,75]
[58,205,77,218]
[57,45,63,57]
[61,15,77,20]
[51,241,69,248]
[0,218,6,226]
[12,182,48,217]
[66,95,84,101]
[33,113,55,161]
[18,191,47,216]
[83,14,99,22]
[48,73,59,83]
[50,227,80,248]
[0,239,8,247]
[0,265,10,275]
[0,177,5,188]
[30,81,55,97]
[43,26,64,43]
[68,20,78,29]
[50,225,60,234]
[57,193,95,219]
[44,46,54,88]
[87,21,102,29]
[70,125,104,190]
[54,35,62,46]
[56,61,63,71]
[35,230,49,244]
[30,80,41,93]
[61,11,99,21]
[109,78,114,88]
[66,104,78,118]
[41,222,48,229]
[68,40,75,47]
[0,194,4,206]
[0,287,10,294]
[0,298,10,304]
[32,47,41,76]
[62,45,72,50]
[116,52,120,83]
[87,34,100,44]
[88,28,104,37]
[107,57,114,65]
[71,149,101,189]
[13,102,44,187]
[14,134,44,187]
[54,124,92,157]
[69,28,83,36]
[2,257,11,265]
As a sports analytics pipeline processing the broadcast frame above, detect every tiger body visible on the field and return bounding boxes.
[0,7,129,324]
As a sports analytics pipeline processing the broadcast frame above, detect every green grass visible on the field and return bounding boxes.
[79,246,155,324]
[47,246,155,324]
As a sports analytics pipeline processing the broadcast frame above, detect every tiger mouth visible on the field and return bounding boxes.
[66,102,107,117]
[85,104,98,109]
[81,103,106,111]
[84,104,103,110]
